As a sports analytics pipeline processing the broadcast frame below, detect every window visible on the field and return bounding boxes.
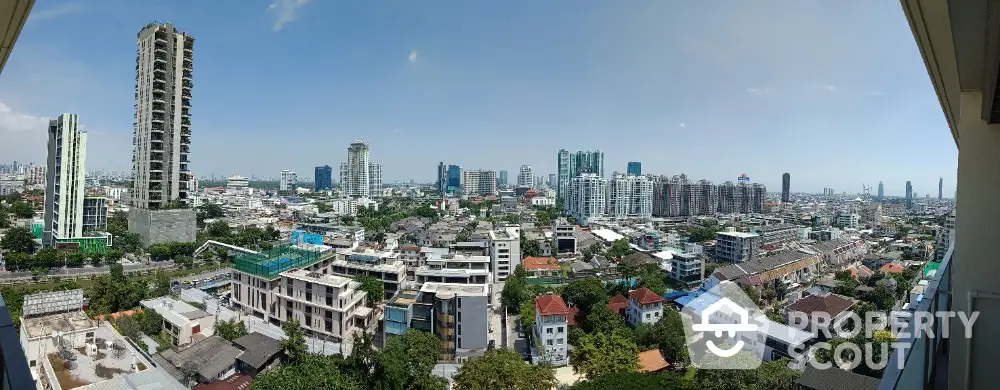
[557,338,563,344]
[546,327,553,334]
[546,339,553,346]
[458,325,462,335]
[557,326,563,333]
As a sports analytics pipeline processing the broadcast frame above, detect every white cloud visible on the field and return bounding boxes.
[0,102,51,164]
[746,88,762,95]
[391,128,402,133]
[679,123,686,128]
[408,50,418,63]
[816,83,838,91]
[27,2,86,23]
[267,0,311,31]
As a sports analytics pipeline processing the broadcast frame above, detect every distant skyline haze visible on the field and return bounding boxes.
[0,0,956,196]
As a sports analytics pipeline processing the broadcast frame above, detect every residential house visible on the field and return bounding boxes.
[785,292,855,341]
[627,287,665,327]
[533,294,570,366]
[523,256,560,279]
[232,332,284,377]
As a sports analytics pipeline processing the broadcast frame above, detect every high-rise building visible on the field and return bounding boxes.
[939,177,943,200]
[279,170,298,193]
[437,162,449,194]
[606,174,653,218]
[627,162,642,176]
[878,181,884,201]
[557,149,571,204]
[567,173,606,225]
[462,170,498,196]
[781,173,790,203]
[44,114,87,245]
[314,165,333,192]
[498,169,508,188]
[906,181,913,209]
[547,173,556,189]
[571,150,604,178]
[131,23,194,209]
[447,165,462,193]
[517,165,533,188]
[339,139,382,199]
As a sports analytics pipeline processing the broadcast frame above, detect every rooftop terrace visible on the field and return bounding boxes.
[23,310,96,340]
[233,244,328,279]
[43,324,153,390]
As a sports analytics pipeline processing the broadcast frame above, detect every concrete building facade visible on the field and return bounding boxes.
[44,114,87,245]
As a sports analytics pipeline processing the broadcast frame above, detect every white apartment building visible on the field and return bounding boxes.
[339,139,383,199]
[605,174,653,219]
[835,212,860,229]
[714,229,760,263]
[517,165,533,188]
[627,287,665,327]
[330,247,407,297]
[462,169,498,196]
[488,225,521,282]
[533,294,569,366]
[102,186,129,201]
[140,296,215,347]
[44,114,87,245]
[414,253,491,285]
[275,269,370,342]
[279,170,297,192]
[567,173,606,225]
[936,213,955,261]
[132,23,194,209]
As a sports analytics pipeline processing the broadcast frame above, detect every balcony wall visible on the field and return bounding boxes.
[878,236,953,390]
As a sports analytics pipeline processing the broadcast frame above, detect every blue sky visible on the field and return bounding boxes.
[0,0,956,195]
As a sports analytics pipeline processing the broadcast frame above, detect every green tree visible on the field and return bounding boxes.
[693,354,800,390]
[570,329,640,379]
[519,299,536,330]
[199,203,225,219]
[0,227,36,254]
[8,201,35,218]
[280,319,308,361]
[503,214,521,224]
[453,348,557,390]
[631,309,689,364]
[139,310,164,336]
[316,203,333,213]
[353,275,385,305]
[569,371,690,390]
[251,354,364,390]
[584,305,628,335]
[378,329,448,390]
[216,318,249,341]
[605,238,633,260]
[636,264,668,295]
[0,207,10,228]
[501,265,532,313]
[207,220,232,238]
[561,278,608,315]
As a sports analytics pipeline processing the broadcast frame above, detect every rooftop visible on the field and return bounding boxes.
[786,293,855,318]
[280,268,354,288]
[717,231,760,239]
[157,336,243,383]
[22,310,96,339]
[76,367,187,390]
[535,294,570,316]
[419,283,488,298]
[233,244,327,279]
[629,287,665,305]
[43,324,153,389]
[232,332,282,369]
[522,256,560,271]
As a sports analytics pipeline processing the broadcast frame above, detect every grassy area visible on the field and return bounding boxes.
[18,263,228,293]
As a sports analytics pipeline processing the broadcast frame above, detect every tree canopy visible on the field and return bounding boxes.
[280,319,308,361]
[353,275,385,305]
[561,278,608,316]
[251,354,364,390]
[0,226,36,254]
[570,329,640,378]
[216,318,249,341]
[569,371,689,390]
[453,348,557,390]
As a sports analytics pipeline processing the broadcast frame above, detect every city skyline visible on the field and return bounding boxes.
[0,1,956,195]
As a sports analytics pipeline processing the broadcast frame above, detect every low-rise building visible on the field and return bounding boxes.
[533,294,570,366]
[627,287,665,327]
[276,269,371,342]
[415,253,491,285]
[330,247,407,297]
[140,296,215,347]
[552,219,577,254]
[522,256,560,279]
[750,223,798,248]
[488,225,521,282]
[714,229,761,263]
[383,283,490,361]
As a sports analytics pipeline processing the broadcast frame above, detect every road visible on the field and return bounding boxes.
[0,260,176,280]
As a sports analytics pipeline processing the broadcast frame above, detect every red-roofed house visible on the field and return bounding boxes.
[523,256,560,278]
[637,349,670,373]
[627,287,665,327]
[607,294,629,318]
[533,294,570,366]
[880,263,906,275]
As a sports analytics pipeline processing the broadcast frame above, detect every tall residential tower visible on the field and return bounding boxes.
[339,139,383,199]
[781,172,790,203]
[44,114,87,245]
[131,22,195,209]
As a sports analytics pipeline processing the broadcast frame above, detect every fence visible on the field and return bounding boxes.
[232,244,325,279]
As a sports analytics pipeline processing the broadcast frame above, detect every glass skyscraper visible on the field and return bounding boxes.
[314,165,333,192]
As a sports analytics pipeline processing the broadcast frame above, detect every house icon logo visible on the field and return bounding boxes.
[679,281,767,370]
[691,298,759,357]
